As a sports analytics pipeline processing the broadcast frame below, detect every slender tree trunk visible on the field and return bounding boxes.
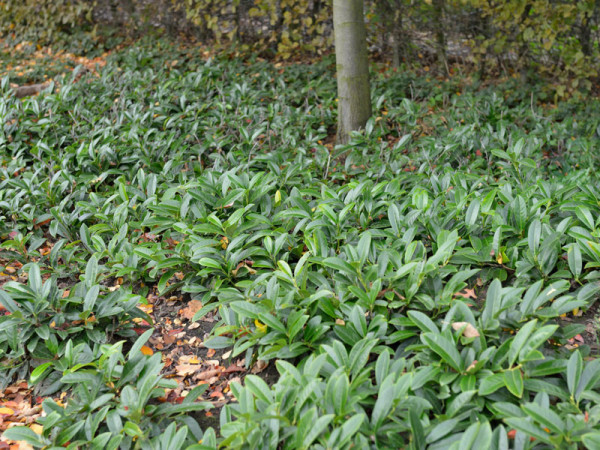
[391,0,403,68]
[377,0,404,68]
[333,0,371,144]
[579,1,599,57]
[432,0,447,73]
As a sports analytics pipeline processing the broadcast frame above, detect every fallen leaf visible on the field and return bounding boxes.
[224,364,245,374]
[194,368,223,381]
[175,364,200,377]
[586,322,595,335]
[163,333,176,345]
[0,407,14,415]
[451,322,480,338]
[30,424,43,435]
[179,355,200,364]
[251,359,268,374]
[454,288,477,300]
[180,300,203,320]
[140,345,154,356]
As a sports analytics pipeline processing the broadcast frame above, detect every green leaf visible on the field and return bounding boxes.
[576,359,600,400]
[123,421,143,437]
[528,219,541,254]
[3,427,44,446]
[504,418,552,444]
[582,433,600,448]
[466,198,481,227]
[128,328,154,359]
[244,375,272,404]
[408,310,439,334]
[503,368,523,398]
[575,205,595,230]
[521,403,564,434]
[409,409,425,450]
[84,256,99,287]
[478,373,505,396]
[303,413,334,448]
[28,264,42,294]
[337,414,365,446]
[322,257,356,277]
[508,319,537,366]
[389,203,402,235]
[372,378,395,429]
[30,362,53,384]
[567,350,583,398]
[422,332,463,373]
[568,244,582,278]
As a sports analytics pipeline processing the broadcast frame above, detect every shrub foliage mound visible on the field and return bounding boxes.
[2,43,600,448]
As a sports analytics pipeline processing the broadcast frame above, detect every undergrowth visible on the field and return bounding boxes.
[2,40,600,449]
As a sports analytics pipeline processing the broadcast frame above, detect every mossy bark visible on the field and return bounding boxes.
[333,0,371,144]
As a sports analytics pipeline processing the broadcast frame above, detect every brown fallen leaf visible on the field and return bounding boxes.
[586,322,596,335]
[175,364,201,377]
[194,368,223,381]
[224,365,245,374]
[451,322,480,338]
[163,333,176,345]
[180,300,203,320]
[454,288,477,300]
[251,359,268,374]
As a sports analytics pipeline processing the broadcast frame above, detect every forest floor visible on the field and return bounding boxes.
[1,37,600,448]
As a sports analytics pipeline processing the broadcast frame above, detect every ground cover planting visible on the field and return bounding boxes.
[2,39,600,449]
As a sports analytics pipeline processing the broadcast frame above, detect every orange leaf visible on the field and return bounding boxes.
[180,300,203,320]
[140,345,154,356]
[454,288,477,300]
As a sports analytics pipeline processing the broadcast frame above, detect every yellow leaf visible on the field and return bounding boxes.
[254,319,267,333]
[0,407,14,415]
[30,423,44,434]
[274,190,281,206]
[140,345,154,356]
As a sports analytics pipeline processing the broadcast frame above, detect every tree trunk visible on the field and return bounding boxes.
[333,0,371,144]
[579,1,599,57]
[432,0,447,73]
[377,0,404,68]
[391,15,403,67]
